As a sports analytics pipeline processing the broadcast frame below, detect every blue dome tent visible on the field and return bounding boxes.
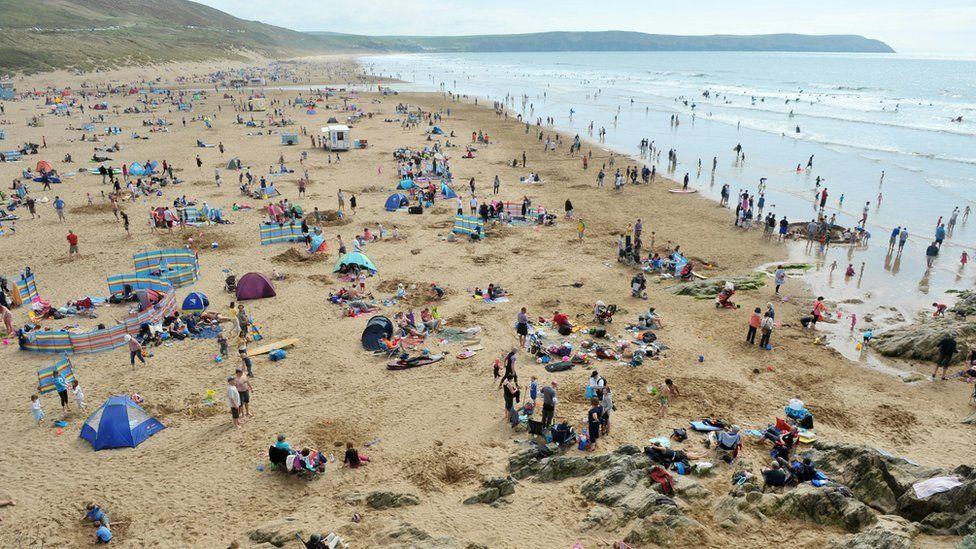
[334,252,377,274]
[80,395,165,450]
[384,193,410,211]
[361,315,394,351]
[181,291,210,312]
[397,179,416,190]
[440,183,458,199]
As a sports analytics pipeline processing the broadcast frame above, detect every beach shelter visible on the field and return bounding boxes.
[80,395,165,450]
[361,315,393,351]
[440,183,458,199]
[36,160,53,174]
[227,157,242,170]
[397,179,416,190]
[333,252,377,274]
[281,133,299,145]
[181,291,210,312]
[136,288,164,310]
[431,126,444,135]
[326,117,338,124]
[308,234,328,254]
[384,193,409,211]
[236,272,276,301]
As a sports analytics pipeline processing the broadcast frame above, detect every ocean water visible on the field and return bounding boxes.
[361,51,976,358]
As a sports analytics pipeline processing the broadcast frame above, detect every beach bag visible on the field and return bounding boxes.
[641,331,657,343]
[585,386,595,399]
[800,414,814,430]
[589,327,606,338]
[269,349,286,361]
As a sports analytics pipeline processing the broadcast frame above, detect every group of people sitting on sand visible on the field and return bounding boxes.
[268,434,369,477]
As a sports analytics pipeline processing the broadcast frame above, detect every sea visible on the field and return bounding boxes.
[360,51,976,370]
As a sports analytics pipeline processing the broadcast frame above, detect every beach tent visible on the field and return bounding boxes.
[333,252,377,274]
[36,160,53,174]
[227,157,242,170]
[281,133,299,145]
[308,234,328,253]
[80,395,165,450]
[431,126,444,135]
[440,183,458,199]
[181,291,210,312]
[327,117,339,124]
[397,179,416,190]
[384,193,410,211]
[361,315,394,351]
[236,272,276,300]
[129,161,157,176]
[136,288,164,310]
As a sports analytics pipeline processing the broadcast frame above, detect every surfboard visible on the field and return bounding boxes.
[247,338,299,357]
[668,188,698,194]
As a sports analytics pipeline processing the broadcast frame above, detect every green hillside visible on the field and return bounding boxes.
[312,30,895,54]
[0,0,345,73]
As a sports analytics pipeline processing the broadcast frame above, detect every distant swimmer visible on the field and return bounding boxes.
[951,116,963,123]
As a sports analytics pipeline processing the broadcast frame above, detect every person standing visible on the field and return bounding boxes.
[30,394,44,424]
[238,333,253,377]
[234,368,253,418]
[515,307,529,348]
[337,188,345,211]
[227,376,242,428]
[926,241,940,269]
[888,226,900,251]
[52,372,70,413]
[53,196,65,221]
[236,304,250,337]
[898,228,909,252]
[933,333,957,380]
[349,193,357,213]
[600,385,614,435]
[759,313,774,349]
[540,381,557,427]
[126,334,146,367]
[66,230,79,258]
[577,218,586,241]
[493,175,500,194]
[774,265,786,294]
[586,397,603,449]
[502,376,520,428]
[746,308,761,345]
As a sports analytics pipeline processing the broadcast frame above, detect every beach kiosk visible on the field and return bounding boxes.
[322,124,351,152]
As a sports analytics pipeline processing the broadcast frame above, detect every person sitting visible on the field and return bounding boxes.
[761,461,791,491]
[791,457,817,483]
[713,426,742,463]
[420,308,439,332]
[94,520,112,544]
[343,442,370,469]
[274,434,294,453]
[429,283,445,300]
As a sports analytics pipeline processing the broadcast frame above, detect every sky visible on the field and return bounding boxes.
[195,0,976,54]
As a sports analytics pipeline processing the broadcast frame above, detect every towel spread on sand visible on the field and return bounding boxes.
[912,476,963,499]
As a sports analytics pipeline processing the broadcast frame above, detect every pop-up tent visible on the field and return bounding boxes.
[384,193,409,211]
[334,252,377,274]
[308,234,328,254]
[129,161,158,176]
[361,315,394,351]
[80,395,165,450]
[236,272,276,300]
[136,288,164,310]
[397,179,416,190]
[440,183,458,199]
[431,126,444,135]
[36,160,53,174]
[227,157,242,170]
[181,291,209,312]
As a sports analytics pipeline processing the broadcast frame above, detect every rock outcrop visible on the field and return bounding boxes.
[669,273,765,299]
[374,521,458,549]
[870,315,974,363]
[248,517,305,547]
[462,477,517,505]
[365,491,421,510]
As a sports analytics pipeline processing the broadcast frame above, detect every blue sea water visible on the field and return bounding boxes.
[362,51,976,360]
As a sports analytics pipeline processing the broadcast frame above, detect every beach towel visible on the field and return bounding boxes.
[912,476,963,499]
[690,421,723,432]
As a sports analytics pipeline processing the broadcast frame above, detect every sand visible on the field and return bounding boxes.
[0,57,973,548]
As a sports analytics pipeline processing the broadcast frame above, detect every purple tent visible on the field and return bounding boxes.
[235,272,276,301]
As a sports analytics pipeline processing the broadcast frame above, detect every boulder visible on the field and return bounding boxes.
[366,491,420,510]
[623,507,705,546]
[870,317,974,364]
[827,515,918,549]
[463,477,517,505]
[674,477,710,501]
[248,517,303,547]
[376,521,457,549]
[580,505,615,530]
[757,484,877,532]
[963,412,976,425]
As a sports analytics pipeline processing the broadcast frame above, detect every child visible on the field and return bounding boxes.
[71,380,85,409]
[849,313,857,331]
[657,379,679,418]
[30,394,44,424]
[746,307,761,345]
[962,251,969,267]
[933,302,948,317]
[529,375,539,403]
[492,358,502,381]
[217,333,228,358]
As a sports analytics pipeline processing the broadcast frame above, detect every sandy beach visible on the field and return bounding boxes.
[0,57,973,548]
